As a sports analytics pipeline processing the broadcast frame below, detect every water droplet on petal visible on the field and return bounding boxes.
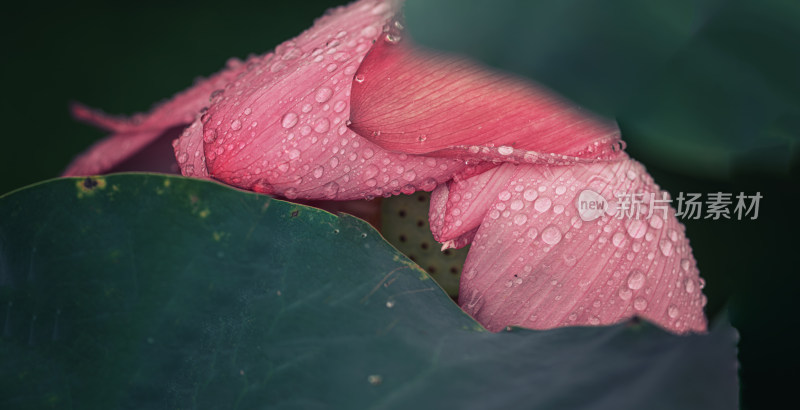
[284,188,298,199]
[230,119,242,130]
[315,87,333,103]
[627,270,645,290]
[288,149,300,160]
[333,100,347,113]
[633,297,648,311]
[649,215,664,229]
[534,197,552,212]
[541,225,562,245]
[684,278,696,293]
[659,238,674,256]
[498,191,511,201]
[626,220,647,239]
[510,200,524,211]
[668,305,680,318]
[323,181,339,199]
[363,164,379,179]
[203,129,217,143]
[619,287,632,300]
[498,146,513,155]
[523,189,538,202]
[513,214,527,225]
[680,258,691,271]
[313,166,324,179]
[281,112,298,129]
[314,118,330,133]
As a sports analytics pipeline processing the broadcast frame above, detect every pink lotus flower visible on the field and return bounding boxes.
[64,0,707,334]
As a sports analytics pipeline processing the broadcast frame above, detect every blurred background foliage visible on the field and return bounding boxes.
[1,0,797,408]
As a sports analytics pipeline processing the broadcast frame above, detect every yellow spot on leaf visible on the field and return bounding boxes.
[76,176,107,198]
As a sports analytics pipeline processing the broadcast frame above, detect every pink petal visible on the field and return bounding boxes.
[454,155,707,334]
[181,0,469,200]
[63,58,250,176]
[349,29,624,164]
[429,164,516,249]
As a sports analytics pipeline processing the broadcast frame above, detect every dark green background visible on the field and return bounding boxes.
[2,0,797,408]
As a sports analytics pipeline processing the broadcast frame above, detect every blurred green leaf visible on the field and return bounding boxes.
[404,0,800,178]
[0,175,737,409]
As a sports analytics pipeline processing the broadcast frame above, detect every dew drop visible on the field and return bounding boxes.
[498,146,514,155]
[363,164,379,179]
[315,87,333,103]
[230,119,242,131]
[323,181,339,199]
[523,189,538,202]
[612,232,626,247]
[680,258,691,271]
[283,188,298,199]
[618,287,632,300]
[288,149,300,160]
[281,112,298,129]
[498,191,511,201]
[588,316,600,325]
[649,215,664,229]
[659,238,674,256]
[627,270,645,290]
[203,129,217,143]
[541,225,562,245]
[489,210,500,220]
[668,305,680,318]
[668,229,679,242]
[633,297,648,311]
[313,166,324,179]
[684,278,696,293]
[555,186,566,195]
[510,199,524,211]
[626,220,647,239]
[513,214,527,225]
[314,118,330,133]
[534,197,552,212]
[333,100,347,113]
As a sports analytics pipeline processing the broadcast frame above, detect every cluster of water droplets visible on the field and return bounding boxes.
[454,159,706,333]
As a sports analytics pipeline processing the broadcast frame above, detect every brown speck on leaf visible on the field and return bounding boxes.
[83,177,98,189]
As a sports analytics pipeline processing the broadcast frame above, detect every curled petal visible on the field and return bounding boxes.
[349,29,624,164]
[63,58,250,176]
[429,164,516,247]
[182,0,467,200]
[455,155,707,334]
